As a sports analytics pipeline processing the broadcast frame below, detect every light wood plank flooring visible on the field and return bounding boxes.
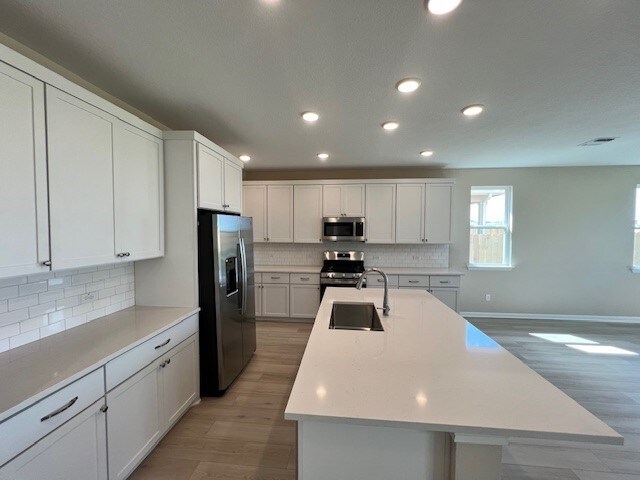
[130,318,640,480]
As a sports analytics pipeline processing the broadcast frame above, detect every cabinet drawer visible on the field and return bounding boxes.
[262,273,290,284]
[367,274,399,288]
[0,368,104,466]
[290,273,320,285]
[254,273,262,283]
[429,276,460,288]
[398,275,429,288]
[106,314,198,391]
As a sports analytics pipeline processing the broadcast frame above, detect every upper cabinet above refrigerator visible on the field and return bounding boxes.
[197,143,244,214]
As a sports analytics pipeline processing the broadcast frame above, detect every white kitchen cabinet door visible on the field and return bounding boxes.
[161,336,198,429]
[430,288,458,312]
[0,62,49,278]
[224,159,243,213]
[396,184,425,244]
[107,359,162,480]
[322,185,343,216]
[290,284,321,319]
[424,185,452,244]
[0,399,107,480]
[197,144,225,211]
[294,185,323,243]
[243,185,267,243]
[342,184,366,216]
[262,284,289,317]
[365,184,396,243]
[113,123,164,261]
[254,285,263,316]
[267,185,294,243]
[46,86,117,269]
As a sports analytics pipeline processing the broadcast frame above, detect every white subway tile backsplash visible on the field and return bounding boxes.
[0,263,135,351]
[254,243,449,269]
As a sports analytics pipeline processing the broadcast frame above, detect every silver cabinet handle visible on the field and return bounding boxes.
[300,277,309,281]
[160,358,172,368]
[100,405,109,413]
[408,280,419,284]
[439,280,451,284]
[154,338,171,349]
[41,396,78,422]
[377,278,384,282]
[40,260,52,266]
[271,276,281,280]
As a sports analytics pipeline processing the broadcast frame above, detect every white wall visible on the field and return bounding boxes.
[246,165,640,318]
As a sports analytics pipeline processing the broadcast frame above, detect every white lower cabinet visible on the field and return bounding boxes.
[430,288,458,312]
[107,358,162,480]
[290,284,321,319]
[254,284,263,316]
[0,399,108,480]
[106,334,198,480]
[262,284,290,317]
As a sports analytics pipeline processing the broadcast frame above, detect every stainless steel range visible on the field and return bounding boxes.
[320,251,366,297]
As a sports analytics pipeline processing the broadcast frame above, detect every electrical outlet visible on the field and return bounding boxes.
[485,294,491,302]
[81,292,96,302]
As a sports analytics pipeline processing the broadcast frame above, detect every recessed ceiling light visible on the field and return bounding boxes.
[239,155,251,162]
[426,0,463,15]
[420,150,434,157]
[382,121,399,131]
[301,111,319,123]
[461,104,484,117]
[317,153,329,160]
[396,78,421,93]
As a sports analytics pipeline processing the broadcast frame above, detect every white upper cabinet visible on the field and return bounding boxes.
[396,184,425,244]
[114,123,164,261]
[322,184,365,217]
[223,159,243,213]
[243,185,267,243]
[294,185,323,243]
[267,185,294,243]
[0,62,49,278]
[197,144,225,211]
[365,184,396,243]
[46,86,118,270]
[424,185,452,244]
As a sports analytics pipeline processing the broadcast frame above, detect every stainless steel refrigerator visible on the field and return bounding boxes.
[197,210,256,395]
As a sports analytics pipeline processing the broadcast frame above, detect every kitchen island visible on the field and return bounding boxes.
[284,287,622,480]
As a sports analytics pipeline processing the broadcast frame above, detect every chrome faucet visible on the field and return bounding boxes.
[355,268,390,316]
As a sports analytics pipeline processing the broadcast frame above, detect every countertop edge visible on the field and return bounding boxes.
[283,411,624,446]
[0,307,200,423]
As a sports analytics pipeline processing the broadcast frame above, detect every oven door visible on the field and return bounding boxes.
[320,279,366,298]
[322,217,365,242]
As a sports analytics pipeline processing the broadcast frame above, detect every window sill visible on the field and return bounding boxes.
[467,264,514,271]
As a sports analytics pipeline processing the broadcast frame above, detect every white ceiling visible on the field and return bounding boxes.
[1,0,639,170]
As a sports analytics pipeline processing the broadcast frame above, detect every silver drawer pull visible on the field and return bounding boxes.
[154,338,171,349]
[439,281,451,284]
[408,280,419,284]
[300,277,309,281]
[41,396,78,422]
[377,279,384,282]
[271,276,281,279]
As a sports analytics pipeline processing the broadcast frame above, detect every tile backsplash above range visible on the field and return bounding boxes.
[0,263,135,352]
[255,243,449,268]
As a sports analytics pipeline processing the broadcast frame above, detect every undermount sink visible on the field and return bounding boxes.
[329,302,384,331]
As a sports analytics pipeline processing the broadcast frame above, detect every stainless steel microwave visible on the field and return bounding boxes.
[322,217,365,242]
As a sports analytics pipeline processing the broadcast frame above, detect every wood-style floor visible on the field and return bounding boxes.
[130,318,640,480]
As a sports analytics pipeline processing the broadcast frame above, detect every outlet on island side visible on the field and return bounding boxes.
[485,294,491,302]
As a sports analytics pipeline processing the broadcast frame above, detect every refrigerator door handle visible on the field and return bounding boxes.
[239,237,248,316]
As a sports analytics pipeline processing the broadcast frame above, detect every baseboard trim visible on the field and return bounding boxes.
[461,311,640,324]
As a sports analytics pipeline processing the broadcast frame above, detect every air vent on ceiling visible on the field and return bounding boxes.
[579,137,617,146]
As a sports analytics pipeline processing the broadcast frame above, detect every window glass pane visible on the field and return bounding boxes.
[470,188,507,226]
[634,229,640,267]
[469,228,506,265]
[635,186,640,227]
[470,203,480,226]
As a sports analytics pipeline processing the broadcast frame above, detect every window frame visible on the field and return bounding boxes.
[633,185,640,273]
[468,186,513,270]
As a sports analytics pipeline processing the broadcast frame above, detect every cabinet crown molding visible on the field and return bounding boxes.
[243,178,455,186]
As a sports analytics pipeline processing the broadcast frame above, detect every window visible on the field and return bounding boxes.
[634,186,640,271]
[469,186,513,268]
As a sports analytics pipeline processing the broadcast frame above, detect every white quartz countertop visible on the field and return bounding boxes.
[255,265,463,276]
[285,288,622,445]
[0,305,199,422]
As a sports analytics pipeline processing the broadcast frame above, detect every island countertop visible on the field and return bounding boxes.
[284,287,622,445]
[0,305,199,422]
